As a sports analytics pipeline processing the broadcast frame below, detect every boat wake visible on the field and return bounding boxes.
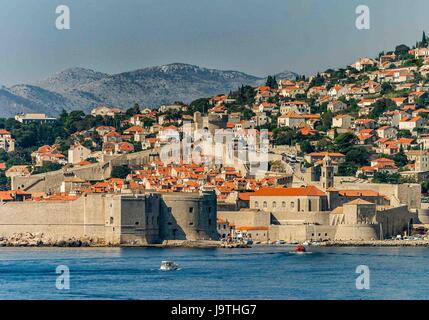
[288,251,313,255]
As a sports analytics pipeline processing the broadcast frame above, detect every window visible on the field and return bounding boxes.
[263,201,267,208]
[308,200,312,212]
[110,217,114,224]
[189,222,194,226]
[209,218,212,225]
[282,201,286,208]
[255,201,259,208]
[272,201,277,208]
[189,207,194,213]
[135,222,139,225]
[291,202,294,208]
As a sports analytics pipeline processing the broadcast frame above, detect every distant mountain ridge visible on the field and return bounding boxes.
[0,63,298,117]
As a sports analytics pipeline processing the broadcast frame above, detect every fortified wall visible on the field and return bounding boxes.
[0,191,218,245]
[332,180,421,210]
[11,149,159,194]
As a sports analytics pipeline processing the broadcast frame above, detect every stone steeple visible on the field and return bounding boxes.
[321,155,334,191]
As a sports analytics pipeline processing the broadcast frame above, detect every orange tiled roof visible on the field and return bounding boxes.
[251,185,325,197]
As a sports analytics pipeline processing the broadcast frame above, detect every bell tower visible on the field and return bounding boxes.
[321,155,334,190]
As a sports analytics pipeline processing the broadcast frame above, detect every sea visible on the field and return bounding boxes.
[0,246,427,300]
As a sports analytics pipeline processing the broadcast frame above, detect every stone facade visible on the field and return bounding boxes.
[0,191,218,246]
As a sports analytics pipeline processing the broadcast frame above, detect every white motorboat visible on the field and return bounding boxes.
[160,261,179,271]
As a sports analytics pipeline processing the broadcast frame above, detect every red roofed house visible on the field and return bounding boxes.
[376,126,397,140]
[0,129,15,152]
[31,145,65,166]
[124,125,146,142]
[68,143,91,165]
[399,116,424,132]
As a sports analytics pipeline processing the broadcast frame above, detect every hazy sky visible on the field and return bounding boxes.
[0,0,428,86]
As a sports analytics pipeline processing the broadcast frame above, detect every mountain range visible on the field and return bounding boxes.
[0,63,298,118]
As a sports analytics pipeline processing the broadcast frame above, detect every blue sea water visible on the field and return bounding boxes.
[0,246,427,300]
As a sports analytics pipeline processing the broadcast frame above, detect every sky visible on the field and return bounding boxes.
[0,0,428,86]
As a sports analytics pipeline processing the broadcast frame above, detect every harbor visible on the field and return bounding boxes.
[0,246,428,300]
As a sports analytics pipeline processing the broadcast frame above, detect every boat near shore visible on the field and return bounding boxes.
[160,261,179,271]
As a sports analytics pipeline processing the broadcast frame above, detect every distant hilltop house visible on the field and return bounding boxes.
[91,105,125,118]
[14,113,56,124]
[409,47,429,58]
[350,57,376,71]
[159,103,188,113]
[31,145,66,167]
[327,100,348,113]
[0,129,15,153]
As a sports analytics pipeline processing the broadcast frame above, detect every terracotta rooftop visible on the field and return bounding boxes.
[251,185,325,197]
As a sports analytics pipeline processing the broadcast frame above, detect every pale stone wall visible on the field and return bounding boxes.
[331,181,421,210]
[250,195,329,213]
[0,194,118,243]
[217,209,270,228]
[0,191,218,245]
[159,191,218,241]
[334,225,379,241]
[269,225,336,242]
[417,204,429,223]
[376,205,414,238]
[119,194,161,245]
[271,211,330,225]
[12,149,157,193]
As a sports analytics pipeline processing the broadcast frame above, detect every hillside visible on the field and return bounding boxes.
[0,63,298,117]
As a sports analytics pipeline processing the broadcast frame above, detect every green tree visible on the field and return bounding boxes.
[111,165,131,179]
[368,98,396,119]
[32,163,63,175]
[346,147,371,166]
[265,75,278,89]
[338,163,358,176]
[299,140,314,154]
[126,103,141,117]
[421,31,427,47]
[373,171,401,184]
[391,148,408,167]
[189,98,210,114]
[334,132,356,154]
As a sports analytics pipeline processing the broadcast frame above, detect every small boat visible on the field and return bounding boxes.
[160,261,179,271]
[294,245,306,253]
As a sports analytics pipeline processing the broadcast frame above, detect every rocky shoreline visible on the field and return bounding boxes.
[320,240,429,247]
[0,233,107,247]
[3,233,429,248]
[0,233,223,248]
